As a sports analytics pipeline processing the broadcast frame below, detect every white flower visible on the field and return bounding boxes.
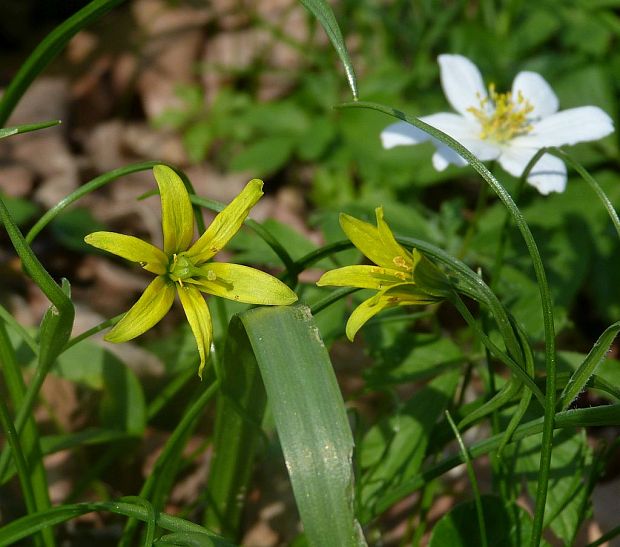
[381,54,614,194]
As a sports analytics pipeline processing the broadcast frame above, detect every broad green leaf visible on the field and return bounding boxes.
[359,371,459,517]
[515,427,592,544]
[298,0,358,99]
[229,136,294,174]
[53,340,146,435]
[364,332,464,387]
[0,193,39,226]
[429,496,549,547]
[238,305,365,547]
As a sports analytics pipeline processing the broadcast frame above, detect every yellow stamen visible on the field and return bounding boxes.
[393,256,412,271]
[467,83,534,142]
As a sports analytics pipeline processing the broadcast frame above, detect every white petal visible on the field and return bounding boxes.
[526,153,567,194]
[497,146,537,178]
[498,147,567,194]
[420,112,480,141]
[380,121,431,149]
[432,146,466,170]
[422,113,501,168]
[516,106,614,147]
[438,54,488,119]
[511,71,559,119]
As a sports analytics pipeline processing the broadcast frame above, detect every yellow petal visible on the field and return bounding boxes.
[375,207,414,271]
[105,276,175,343]
[177,285,213,378]
[187,179,263,263]
[339,209,411,270]
[191,262,297,305]
[316,265,409,289]
[84,231,167,275]
[153,164,194,255]
[345,293,395,341]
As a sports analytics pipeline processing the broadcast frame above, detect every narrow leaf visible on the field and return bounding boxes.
[560,321,620,409]
[298,0,358,99]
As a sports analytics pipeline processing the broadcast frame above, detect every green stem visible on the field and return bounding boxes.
[547,147,620,241]
[119,378,220,546]
[0,382,38,520]
[338,102,556,545]
[26,162,160,243]
[446,411,487,547]
[0,322,53,547]
[369,403,620,522]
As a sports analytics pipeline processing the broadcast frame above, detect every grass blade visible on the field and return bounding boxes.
[0,0,125,126]
[239,304,365,547]
[560,321,620,410]
[298,0,358,99]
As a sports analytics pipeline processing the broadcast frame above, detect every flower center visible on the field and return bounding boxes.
[168,253,218,286]
[168,253,194,284]
[466,83,534,142]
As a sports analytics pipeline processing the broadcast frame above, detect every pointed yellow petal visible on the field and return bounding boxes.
[316,265,409,289]
[375,207,413,271]
[187,179,263,263]
[84,231,168,275]
[105,276,175,343]
[191,262,297,305]
[345,293,395,341]
[153,164,194,255]
[339,209,410,270]
[177,285,213,378]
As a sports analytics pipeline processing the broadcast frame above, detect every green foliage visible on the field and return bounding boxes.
[1,0,620,546]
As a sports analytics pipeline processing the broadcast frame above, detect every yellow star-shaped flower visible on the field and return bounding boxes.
[317,207,447,340]
[85,165,297,377]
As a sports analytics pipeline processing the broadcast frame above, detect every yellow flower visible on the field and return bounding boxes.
[85,165,297,377]
[316,207,447,341]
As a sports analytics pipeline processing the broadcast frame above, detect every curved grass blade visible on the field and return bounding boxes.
[336,101,557,546]
[445,411,487,547]
[369,403,620,522]
[0,500,232,546]
[26,161,159,243]
[237,304,365,547]
[560,321,620,410]
[0,120,60,139]
[0,0,125,126]
[298,0,358,99]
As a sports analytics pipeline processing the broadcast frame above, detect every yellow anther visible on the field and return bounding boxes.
[466,83,534,142]
[393,256,412,271]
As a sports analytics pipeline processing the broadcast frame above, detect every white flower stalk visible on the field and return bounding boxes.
[381,54,614,194]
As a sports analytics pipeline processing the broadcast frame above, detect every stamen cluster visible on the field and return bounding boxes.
[467,83,534,142]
